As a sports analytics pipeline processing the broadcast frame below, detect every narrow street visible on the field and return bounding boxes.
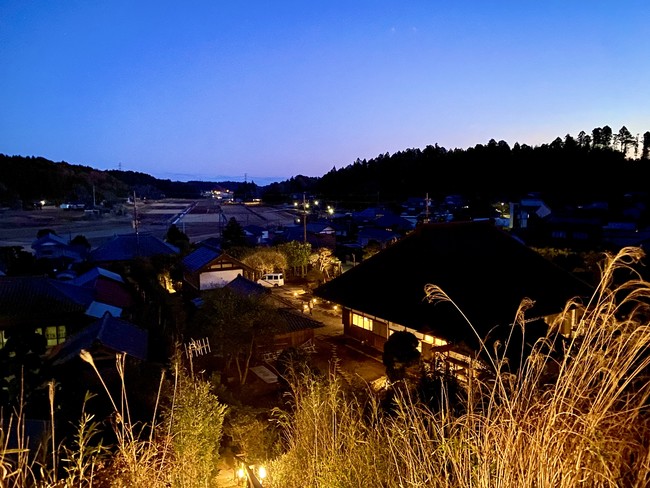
[270,283,387,385]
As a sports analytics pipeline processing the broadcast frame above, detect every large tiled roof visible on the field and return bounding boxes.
[357,227,400,241]
[73,267,125,286]
[225,275,269,296]
[0,276,89,326]
[375,213,415,230]
[89,233,179,262]
[314,221,594,346]
[223,276,323,333]
[182,245,222,273]
[276,308,323,333]
[48,312,148,365]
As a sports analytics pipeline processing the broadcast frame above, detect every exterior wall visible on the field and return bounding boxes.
[343,308,388,351]
[199,269,241,290]
[342,307,468,371]
[274,329,314,349]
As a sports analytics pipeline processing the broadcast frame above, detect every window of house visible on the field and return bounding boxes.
[351,313,373,331]
[35,326,67,347]
[0,330,6,348]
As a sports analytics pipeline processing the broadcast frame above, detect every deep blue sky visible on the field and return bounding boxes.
[2,1,649,184]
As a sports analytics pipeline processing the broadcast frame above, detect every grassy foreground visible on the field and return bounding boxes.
[2,247,650,487]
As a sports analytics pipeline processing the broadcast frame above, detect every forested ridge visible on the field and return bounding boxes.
[265,126,650,208]
[3,125,650,208]
[0,154,254,207]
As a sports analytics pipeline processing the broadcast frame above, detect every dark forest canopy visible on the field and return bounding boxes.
[264,125,650,208]
[3,125,650,208]
[0,155,260,208]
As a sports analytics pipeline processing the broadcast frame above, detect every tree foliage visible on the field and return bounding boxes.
[164,224,190,253]
[242,248,288,275]
[162,354,228,486]
[221,217,247,250]
[382,330,421,384]
[308,247,341,280]
[277,241,312,277]
[189,287,282,385]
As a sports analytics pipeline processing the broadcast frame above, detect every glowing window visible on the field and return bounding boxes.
[352,313,373,331]
[35,326,67,347]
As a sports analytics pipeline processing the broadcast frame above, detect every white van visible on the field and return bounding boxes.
[257,273,285,287]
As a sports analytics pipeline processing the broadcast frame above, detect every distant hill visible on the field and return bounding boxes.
[0,154,130,208]
[264,128,650,209]
[3,125,650,210]
[0,154,262,208]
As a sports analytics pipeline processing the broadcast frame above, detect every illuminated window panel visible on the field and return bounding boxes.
[34,326,67,347]
[351,313,373,331]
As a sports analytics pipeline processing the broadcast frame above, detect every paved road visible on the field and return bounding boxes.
[270,283,387,385]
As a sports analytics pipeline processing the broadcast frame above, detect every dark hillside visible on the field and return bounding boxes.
[0,154,130,208]
[311,139,638,208]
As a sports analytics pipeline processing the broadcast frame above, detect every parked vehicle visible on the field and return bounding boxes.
[257,273,284,287]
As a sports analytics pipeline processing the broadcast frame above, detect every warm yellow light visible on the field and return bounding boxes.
[424,335,434,344]
[314,200,319,206]
[237,468,245,479]
[258,466,267,479]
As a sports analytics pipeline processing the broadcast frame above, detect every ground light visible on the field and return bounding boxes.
[236,455,267,487]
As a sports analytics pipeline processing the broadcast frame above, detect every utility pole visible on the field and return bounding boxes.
[132,191,139,235]
[302,192,307,243]
[424,193,430,224]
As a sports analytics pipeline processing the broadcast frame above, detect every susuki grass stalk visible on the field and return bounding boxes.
[268,246,650,487]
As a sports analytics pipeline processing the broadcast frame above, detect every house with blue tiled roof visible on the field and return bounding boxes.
[0,262,139,349]
[46,312,148,366]
[182,244,256,291]
[89,232,180,264]
[32,232,88,266]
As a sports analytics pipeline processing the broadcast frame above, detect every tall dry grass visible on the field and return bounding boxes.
[268,246,650,487]
[0,347,228,487]
[3,247,650,487]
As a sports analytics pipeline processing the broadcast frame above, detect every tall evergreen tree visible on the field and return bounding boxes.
[221,217,247,249]
[617,126,634,156]
[642,131,650,160]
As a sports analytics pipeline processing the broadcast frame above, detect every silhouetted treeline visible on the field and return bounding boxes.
[0,155,261,207]
[3,125,650,209]
[0,155,130,208]
[263,126,650,208]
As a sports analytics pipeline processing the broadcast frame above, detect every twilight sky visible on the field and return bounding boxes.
[2,1,649,185]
